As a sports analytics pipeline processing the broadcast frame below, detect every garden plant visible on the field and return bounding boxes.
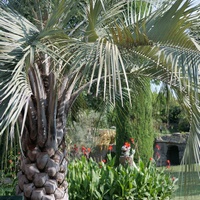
[67,154,177,200]
[0,154,177,199]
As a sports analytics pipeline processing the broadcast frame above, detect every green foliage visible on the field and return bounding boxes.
[0,143,19,196]
[115,80,154,165]
[67,155,176,200]
[0,170,17,196]
[152,85,190,133]
[68,109,109,149]
[0,131,20,172]
[0,132,19,196]
[178,117,190,132]
[169,105,181,124]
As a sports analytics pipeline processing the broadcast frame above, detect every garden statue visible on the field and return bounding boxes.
[119,142,138,170]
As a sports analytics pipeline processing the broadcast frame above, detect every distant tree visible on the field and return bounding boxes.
[152,83,190,133]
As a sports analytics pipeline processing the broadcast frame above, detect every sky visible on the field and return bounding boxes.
[193,0,200,5]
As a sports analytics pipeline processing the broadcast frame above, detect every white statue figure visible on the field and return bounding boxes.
[120,142,138,171]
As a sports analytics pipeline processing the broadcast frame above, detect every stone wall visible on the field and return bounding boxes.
[154,133,189,166]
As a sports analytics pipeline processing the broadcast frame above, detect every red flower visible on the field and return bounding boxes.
[81,146,86,152]
[102,159,106,163]
[130,138,134,144]
[108,145,113,151]
[166,160,170,164]
[156,152,160,158]
[150,157,153,161]
[124,142,130,148]
[73,144,78,153]
[166,160,170,169]
[87,148,91,153]
[155,144,161,150]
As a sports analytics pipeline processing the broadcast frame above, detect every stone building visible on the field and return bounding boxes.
[154,133,189,166]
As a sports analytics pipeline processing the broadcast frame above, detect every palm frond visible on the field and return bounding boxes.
[83,0,128,41]
[0,5,39,134]
[45,0,78,30]
[146,0,197,48]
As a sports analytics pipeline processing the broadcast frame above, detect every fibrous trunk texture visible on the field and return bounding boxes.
[16,64,72,200]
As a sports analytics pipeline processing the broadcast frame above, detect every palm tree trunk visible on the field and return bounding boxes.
[16,143,68,200]
[16,66,69,200]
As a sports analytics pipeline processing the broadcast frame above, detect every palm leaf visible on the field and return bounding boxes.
[0,2,200,194]
[0,5,39,134]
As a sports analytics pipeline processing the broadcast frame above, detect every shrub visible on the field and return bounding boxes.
[0,150,19,196]
[67,155,177,200]
[0,170,16,196]
[178,117,190,132]
[115,81,154,165]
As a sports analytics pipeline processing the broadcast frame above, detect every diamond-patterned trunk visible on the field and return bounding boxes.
[16,148,68,200]
[15,65,72,200]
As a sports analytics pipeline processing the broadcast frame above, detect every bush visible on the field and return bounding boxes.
[178,117,190,132]
[0,151,19,196]
[67,155,177,200]
[0,170,16,196]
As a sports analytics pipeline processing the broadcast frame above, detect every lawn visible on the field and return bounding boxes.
[164,165,200,200]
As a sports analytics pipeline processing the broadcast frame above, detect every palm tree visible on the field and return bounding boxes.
[0,0,200,199]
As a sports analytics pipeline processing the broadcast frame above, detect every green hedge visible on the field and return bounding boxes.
[115,80,154,165]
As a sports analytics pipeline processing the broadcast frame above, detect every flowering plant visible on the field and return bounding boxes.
[68,156,177,200]
[70,144,91,159]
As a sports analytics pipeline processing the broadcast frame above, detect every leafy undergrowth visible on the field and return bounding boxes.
[0,172,16,196]
[0,156,177,199]
[67,155,176,200]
